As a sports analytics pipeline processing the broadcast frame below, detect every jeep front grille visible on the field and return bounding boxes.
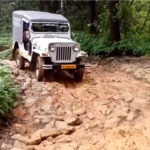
[56,47,72,61]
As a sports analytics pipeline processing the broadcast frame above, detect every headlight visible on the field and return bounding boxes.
[73,45,80,52]
[49,44,56,52]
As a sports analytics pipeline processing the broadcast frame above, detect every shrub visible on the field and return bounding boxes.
[0,49,12,60]
[0,37,11,51]
[0,62,16,120]
[73,32,150,57]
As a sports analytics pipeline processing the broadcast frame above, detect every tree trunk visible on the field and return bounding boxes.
[39,0,44,11]
[108,0,121,42]
[141,7,150,33]
[89,0,98,35]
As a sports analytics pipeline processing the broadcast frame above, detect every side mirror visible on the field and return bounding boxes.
[26,31,30,39]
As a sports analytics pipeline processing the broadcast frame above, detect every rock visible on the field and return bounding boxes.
[122,93,134,102]
[25,77,32,84]
[104,117,121,129]
[21,82,30,90]
[34,115,50,124]
[41,90,49,95]
[11,134,28,143]
[10,148,22,150]
[13,140,26,149]
[100,105,112,116]
[126,112,135,121]
[25,98,36,108]
[13,69,19,76]
[41,104,51,112]
[27,128,61,145]
[1,143,12,149]
[87,113,95,120]
[31,79,37,84]
[64,115,82,126]
[55,121,75,134]
[12,123,27,134]
[73,108,86,116]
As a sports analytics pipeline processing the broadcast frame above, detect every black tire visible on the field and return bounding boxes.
[36,56,44,81]
[74,67,85,82]
[29,60,36,71]
[15,49,25,69]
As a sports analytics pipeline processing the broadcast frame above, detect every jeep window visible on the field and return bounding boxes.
[31,23,69,33]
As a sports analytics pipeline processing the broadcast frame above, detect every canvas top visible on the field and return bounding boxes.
[13,10,69,23]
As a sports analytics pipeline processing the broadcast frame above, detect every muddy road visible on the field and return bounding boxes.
[1,57,150,150]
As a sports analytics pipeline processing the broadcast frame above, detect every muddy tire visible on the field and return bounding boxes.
[74,67,85,82]
[29,60,36,71]
[36,56,44,81]
[15,49,25,69]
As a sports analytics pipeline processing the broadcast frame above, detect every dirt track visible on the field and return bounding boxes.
[1,57,150,150]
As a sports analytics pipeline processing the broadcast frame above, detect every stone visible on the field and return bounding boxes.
[1,143,12,149]
[41,104,51,112]
[73,108,86,116]
[13,140,26,149]
[55,121,75,134]
[27,128,61,145]
[87,113,95,120]
[21,82,30,90]
[13,69,19,76]
[25,98,36,108]
[12,123,27,134]
[104,117,121,129]
[126,112,135,121]
[11,134,28,143]
[122,93,134,102]
[64,115,82,126]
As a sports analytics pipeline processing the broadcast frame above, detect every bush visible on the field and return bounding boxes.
[0,62,16,120]
[73,32,150,57]
[0,37,11,51]
[0,49,12,60]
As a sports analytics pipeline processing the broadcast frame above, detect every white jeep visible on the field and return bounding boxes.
[12,11,88,81]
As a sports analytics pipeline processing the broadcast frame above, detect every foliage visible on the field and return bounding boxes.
[0,62,16,120]
[74,32,150,56]
[0,49,12,59]
[0,37,11,51]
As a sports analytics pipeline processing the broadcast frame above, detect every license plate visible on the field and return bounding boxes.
[61,64,76,69]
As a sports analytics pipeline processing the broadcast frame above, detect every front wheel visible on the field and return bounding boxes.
[74,67,85,82]
[15,49,25,69]
[36,56,44,81]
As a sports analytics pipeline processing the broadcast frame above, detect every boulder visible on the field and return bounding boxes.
[55,121,75,134]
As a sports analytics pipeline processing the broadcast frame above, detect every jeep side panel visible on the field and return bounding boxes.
[12,14,22,44]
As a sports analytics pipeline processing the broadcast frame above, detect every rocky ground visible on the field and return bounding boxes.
[1,57,150,150]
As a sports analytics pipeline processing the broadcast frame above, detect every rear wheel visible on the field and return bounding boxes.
[36,56,44,81]
[74,67,85,82]
[15,49,25,69]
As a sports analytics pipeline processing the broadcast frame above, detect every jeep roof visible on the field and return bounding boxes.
[13,10,69,23]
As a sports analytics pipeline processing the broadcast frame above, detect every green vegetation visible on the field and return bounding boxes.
[0,62,17,120]
[0,37,11,51]
[74,32,150,56]
[0,37,12,60]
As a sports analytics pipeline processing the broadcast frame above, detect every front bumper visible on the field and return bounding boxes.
[42,64,86,70]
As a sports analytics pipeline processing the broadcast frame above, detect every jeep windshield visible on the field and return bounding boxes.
[31,23,69,33]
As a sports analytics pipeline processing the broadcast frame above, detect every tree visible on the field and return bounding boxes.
[108,0,121,42]
[89,0,98,35]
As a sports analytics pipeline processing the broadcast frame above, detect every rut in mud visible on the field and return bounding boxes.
[1,57,150,150]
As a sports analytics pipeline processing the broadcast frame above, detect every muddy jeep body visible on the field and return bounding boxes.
[12,11,87,81]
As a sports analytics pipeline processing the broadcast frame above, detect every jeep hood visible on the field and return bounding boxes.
[32,37,76,47]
